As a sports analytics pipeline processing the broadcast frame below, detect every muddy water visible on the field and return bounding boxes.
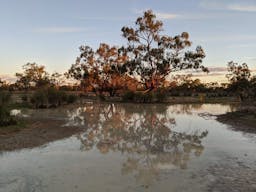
[0,103,256,192]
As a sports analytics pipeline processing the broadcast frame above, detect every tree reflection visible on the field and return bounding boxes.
[73,103,208,187]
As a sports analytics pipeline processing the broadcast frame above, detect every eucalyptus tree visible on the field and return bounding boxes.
[121,10,208,91]
[67,43,128,96]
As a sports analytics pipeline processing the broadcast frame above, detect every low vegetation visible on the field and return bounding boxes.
[122,89,167,103]
[31,87,78,108]
[0,91,17,126]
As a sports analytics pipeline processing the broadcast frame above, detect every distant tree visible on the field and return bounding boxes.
[250,76,256,98]
[121,10,208,91]
[15,63,51,89]
[0,78,10,91]
[0,78,3,88]
[226,61,251,100]
[173,74,193,86]
[50,72,65,88]
[226,61,251,82]
[67,43,129,96]
[170,75,207,95]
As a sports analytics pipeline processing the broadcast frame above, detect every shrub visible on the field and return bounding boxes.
[133,92,144,102]
[0,106,17,126]
[122,89,169,103]
[31,88,77,108]
[136,92,153,103]
[67,94,78,104]
[0,91,17,126]
[47,87,59,106]
[0,91,11,105]
[21,95,28,102]
[58,91,68,105]
[122,91,154,103]
[122,91,135,101]
[155,89,167,102]
[31,89,48,108]
[98,94,106,101]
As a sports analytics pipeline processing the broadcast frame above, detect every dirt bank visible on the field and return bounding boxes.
[0,119,83,151]
[217,109,256,133]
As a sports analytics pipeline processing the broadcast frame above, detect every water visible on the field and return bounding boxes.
[0,103,256,192]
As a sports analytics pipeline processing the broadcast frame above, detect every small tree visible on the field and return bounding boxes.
[15,63,51,89]
[50,72,65,88]
[0,78,3,87]
[121,10,208,91]
[0,91,17,126]
[250,76,256,98]
[0,78,4,90]
[67,43,128,96]
[226,61,251,101]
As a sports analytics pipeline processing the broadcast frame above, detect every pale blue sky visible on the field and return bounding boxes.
[0,0,256,81]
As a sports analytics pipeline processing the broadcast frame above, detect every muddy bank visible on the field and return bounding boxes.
[217,109,256,133]
[199,156,256,192]
[0,119,83,151]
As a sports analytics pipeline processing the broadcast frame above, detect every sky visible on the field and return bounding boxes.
[0,0,256,83]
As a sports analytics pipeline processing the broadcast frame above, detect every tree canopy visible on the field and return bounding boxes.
[67,10,208,95]
[15,63,64,90]
[121,10,208,91]
[67,43,132,96]
[15,63,50,89]
[226,61,253,100]
[226,61,251,83]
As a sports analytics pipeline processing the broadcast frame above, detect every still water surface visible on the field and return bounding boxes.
[0,103,256,192]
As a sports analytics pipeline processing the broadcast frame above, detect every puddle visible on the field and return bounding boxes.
[0,103,255,192]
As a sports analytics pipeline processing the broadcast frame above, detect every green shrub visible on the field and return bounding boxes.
[135,92,153,103]
[134,92,142,102]
[58,91,68,105]
[31,89,48,108]
[155,89,167,102]
[21,95,28,102]
[67,94,78,104]
[31,88,78,108]
[98,94,106,101]
[47,87,59,106]
[122,91,154,103]
[145,92,154,103]
[122,91,135,101]
[0,91,17,127]
[0,91,11,105]
[122,89,168,103]
[0,106,17,126]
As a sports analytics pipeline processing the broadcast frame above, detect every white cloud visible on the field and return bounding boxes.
[34,27,88,33]
[132,8,229,21]
[78,16,130,21]
[179,66,227,75]
[207,67,227,73]
[244,56,256,61]
[132,9,179,20]
[197,35,256,43]
[200,0,256,12]
[227,4,256,12]
[155,12,179,20]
